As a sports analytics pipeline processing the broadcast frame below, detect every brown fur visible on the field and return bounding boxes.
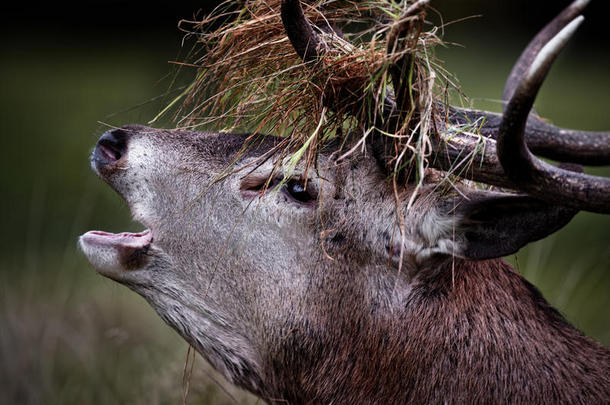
[261,259,609,403]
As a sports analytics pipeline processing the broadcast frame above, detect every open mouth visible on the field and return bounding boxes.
[79,229,153,275]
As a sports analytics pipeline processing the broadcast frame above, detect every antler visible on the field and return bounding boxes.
[280,0,610,213]
[503,0,589,104]
[280,0,323,62]
[492,0,609,166]
[447,107,610,166]
[386,0,429,128]
[496,15,610,213]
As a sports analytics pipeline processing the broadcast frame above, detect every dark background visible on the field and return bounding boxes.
[1,1,608,404]
[3,1,608,42]
[2,1,608,34]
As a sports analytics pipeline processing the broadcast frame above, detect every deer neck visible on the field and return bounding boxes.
[259,258,610,403]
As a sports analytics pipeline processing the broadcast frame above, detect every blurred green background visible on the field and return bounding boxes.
[1,1,608,404]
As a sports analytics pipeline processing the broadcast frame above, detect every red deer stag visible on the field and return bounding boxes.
[80,0,609,403]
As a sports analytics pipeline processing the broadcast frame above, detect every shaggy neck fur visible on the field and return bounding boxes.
[258,258,610,403]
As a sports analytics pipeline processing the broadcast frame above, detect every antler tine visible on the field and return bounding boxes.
[280,0,322,62]
[497,16,610,213]
[280,0,403,174]
[448,107,610,166]
[496,0,610,166]
[386,0,429,132]
[502,0,590,105]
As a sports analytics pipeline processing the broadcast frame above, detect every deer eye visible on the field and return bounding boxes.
[284,179,316,204]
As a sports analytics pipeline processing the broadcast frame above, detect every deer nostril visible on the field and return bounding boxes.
[94,129,129,168]
[98,139,123,161]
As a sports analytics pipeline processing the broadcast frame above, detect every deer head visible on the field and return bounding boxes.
[79,0,610,402]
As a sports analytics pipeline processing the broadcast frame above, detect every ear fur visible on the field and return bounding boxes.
[451,192,578,260]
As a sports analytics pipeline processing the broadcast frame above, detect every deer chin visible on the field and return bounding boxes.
[79,229,153,279]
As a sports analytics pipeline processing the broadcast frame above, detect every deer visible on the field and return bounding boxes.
[79,0,610,403]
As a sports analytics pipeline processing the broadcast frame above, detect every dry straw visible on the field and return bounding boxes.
[157,0,460,180]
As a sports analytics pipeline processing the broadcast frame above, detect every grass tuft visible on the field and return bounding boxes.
[162,0,461,182]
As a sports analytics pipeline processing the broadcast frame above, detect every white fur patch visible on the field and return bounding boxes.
[393,206,464,266]
[121,136,162,225]
[78,236,122,276]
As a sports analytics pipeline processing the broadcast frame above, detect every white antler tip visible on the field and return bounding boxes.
[526,16,584,82]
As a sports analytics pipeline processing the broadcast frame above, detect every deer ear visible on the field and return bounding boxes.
[452,193,578,260]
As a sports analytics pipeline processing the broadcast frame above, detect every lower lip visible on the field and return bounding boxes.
[81,229,152,248]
